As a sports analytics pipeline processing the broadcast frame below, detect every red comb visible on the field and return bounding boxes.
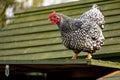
[49,11,56,18]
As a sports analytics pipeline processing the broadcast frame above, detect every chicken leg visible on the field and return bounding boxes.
[86,53,92,59]
[72,54,78,59]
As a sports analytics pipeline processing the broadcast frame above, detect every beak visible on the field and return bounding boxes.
[48,18,51,21]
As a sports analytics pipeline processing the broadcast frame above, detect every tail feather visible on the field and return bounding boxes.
[92,4,99,9]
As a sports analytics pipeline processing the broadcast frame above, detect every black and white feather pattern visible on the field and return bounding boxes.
[80,4,105,29]
[56,4,105,54]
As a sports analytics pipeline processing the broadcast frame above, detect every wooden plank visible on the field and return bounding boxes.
[0,58,89,64]
[104,29,120,38]
[0,37,62,50]
[104,37,120,45]
[104,9,120,17]
[91,60,120,69]
[8,20,57,30]
[98,44,120,54]
[0,20,52,37]
[0,49,73,60]
[0,44,66,56]
[105,15,120,24]
[0,28,59,37]
[0,31,60,43]
[104,22,120,31]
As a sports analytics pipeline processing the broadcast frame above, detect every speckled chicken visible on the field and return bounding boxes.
[48,4,105,59]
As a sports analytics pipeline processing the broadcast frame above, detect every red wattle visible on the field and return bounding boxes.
[52,21,57,24]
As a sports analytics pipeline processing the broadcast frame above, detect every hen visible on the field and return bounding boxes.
[48,4,105,59]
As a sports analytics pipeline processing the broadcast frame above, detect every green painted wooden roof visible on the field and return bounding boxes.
[0,0,120,69]
[0,59,120,69]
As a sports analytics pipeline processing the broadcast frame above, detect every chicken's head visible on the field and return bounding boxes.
[48,11,60,24]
